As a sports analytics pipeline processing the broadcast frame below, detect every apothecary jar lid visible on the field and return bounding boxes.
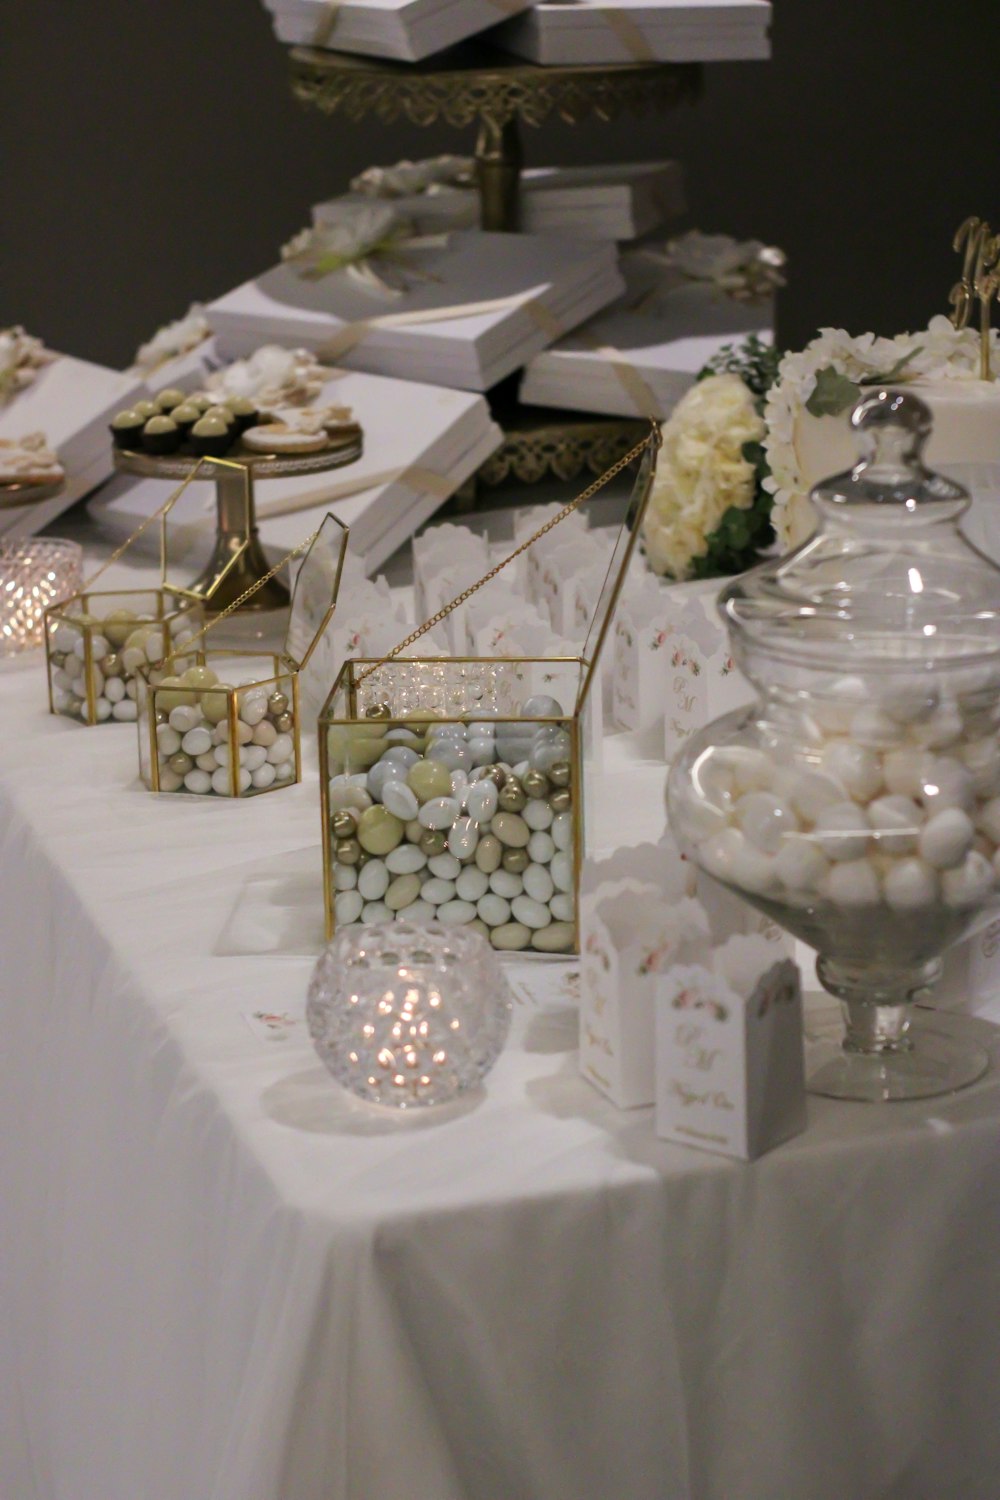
[721,388,1000,675]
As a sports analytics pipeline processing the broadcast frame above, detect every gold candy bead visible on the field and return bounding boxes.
[167,751,193,776]
[275,712,294,734]
[501,847,529,874]
[548,761,571,788]
[365,701,393,720]
[498,778,527,813]
[335,837,361,865]
[268,691,289,716]
[102,652,123,678]
[479,765,507,789]
[420,829,447,857]
[550,788,572,813]
[522,769,550,799]
[332,811,357,839]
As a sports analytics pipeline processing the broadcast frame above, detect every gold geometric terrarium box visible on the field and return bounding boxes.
[136,512,349,798]
[318,431,660,955]
[44,459,252,727]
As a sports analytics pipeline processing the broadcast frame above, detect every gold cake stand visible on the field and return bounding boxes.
[114,431,363,612]
[289,43,700,232]
[0,477,66,511]
[288,45,697,491]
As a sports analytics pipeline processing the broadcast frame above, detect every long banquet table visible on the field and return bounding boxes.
[4,546,1000,1500]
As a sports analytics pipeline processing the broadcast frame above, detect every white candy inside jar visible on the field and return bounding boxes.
[682,671,1000,950]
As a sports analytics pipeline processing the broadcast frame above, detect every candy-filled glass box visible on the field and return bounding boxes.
[46,588,205,725]
[136,512,349,797]
[43,460,250,727]
[320,657,585,952]
[317,425,661,952]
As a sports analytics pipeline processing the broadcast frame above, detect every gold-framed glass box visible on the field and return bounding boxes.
[43,460,252,727]
[136,512,349,797]
[317,432,659,954]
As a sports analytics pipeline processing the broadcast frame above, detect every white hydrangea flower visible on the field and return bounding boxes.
[641,373,765,581]
[133,306,210,374]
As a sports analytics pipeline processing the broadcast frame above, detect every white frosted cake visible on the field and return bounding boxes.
[764,319,1000,552]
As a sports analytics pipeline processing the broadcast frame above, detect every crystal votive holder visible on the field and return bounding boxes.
[307,921,513,1108]
[45,588,204,724]
[1,537,82,657]
[136,647,300,797]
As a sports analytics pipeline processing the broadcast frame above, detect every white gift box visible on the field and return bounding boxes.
[315,161,685,243]
[0,354,145,540]
[520,250,774,419]
[496,0,771,66]
[206,232,624,393]
[264,0,532,64]
[655,943,805,1160]
[89,367,501,576]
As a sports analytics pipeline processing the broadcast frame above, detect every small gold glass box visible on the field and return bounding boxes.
[43,461,249,727]
[136,512,349,798]
[45,587,205,726]
[317,436,659,954]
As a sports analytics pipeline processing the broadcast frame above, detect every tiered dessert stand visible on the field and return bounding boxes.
[289,43,701,490]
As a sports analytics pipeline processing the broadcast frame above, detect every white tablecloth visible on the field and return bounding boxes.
[4,559,1000,1500]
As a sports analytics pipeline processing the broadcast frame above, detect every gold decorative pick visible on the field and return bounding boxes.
[949,216,1000,380]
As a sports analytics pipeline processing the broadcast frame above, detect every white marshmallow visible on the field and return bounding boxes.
[942,852,996,909]
[824,858,880,907]
[814,802,871,862]
[883,857,938,912]
[773,837,829,893]
[918,808,975,870]
[822,740,883,803]
[866,795,921,856]
[734,792,798,855]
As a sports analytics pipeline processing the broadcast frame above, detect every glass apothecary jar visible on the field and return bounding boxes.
[668,389,1000,1100]
[136,512,348,797]
[318,432,661,953]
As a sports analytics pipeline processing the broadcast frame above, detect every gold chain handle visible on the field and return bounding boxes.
[82,459,210,590]
[177,528,320,654]
[355,426,656,687]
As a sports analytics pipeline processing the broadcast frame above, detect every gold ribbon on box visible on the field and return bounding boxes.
[596,7,656,62]
[255,463,455,521]
[312,291,567,362]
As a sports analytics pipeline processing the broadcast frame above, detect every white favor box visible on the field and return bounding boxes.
[0,355,145,540]
[520,251,773,420]
[496,0,771,66]
[657,577,754,761]
[579,840,702,1109]
[206,232,624,393]
[89,368,501,576]
[265,0,532,64]
[655,954,805,1160]
[316,162,685,243]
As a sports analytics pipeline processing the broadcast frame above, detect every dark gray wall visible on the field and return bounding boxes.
[3,2,998,368]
